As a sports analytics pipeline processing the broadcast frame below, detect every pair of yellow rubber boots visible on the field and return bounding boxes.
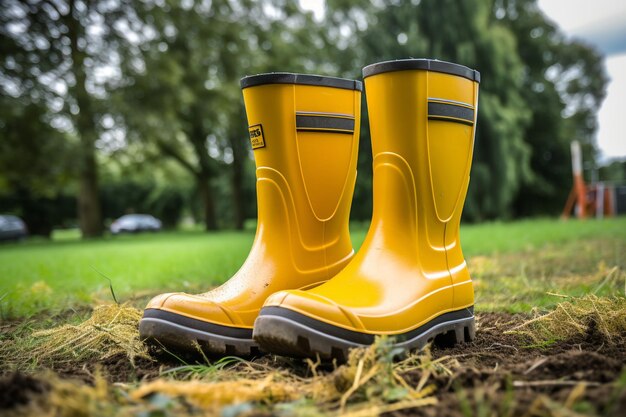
[139,59,480,360]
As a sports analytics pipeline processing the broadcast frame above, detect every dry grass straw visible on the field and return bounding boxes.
[506,294,626,344]
[7,338,447,417]
[5,369,120,417]
[5,368,229,417]
[3,305,454,416]
[129,337,445,416]
[521,382,597,417]
[27,303,149,367]
[131,374,298,409]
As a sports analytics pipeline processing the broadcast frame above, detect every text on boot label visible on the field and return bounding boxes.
[249,124,266,149]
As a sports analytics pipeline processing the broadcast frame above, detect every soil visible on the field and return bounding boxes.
[0,373,49,410]
[1,312,624,416]
[408,313,626,417]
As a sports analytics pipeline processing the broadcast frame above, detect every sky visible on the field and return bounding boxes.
[300,0,626,162]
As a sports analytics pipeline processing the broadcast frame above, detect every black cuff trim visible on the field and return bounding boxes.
[363,59,480,83]
[241,72,363,91]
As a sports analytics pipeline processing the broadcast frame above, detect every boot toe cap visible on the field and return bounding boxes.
[262,290,365,332]
[144,292,243,327]
[145,292,177,309]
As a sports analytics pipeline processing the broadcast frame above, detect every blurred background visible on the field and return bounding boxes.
[1,0,625,239]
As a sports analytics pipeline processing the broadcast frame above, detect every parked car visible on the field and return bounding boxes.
[0,215,28,241]
[110,214,162,234]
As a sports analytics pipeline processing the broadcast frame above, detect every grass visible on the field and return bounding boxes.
[3,294,623,416]
[471,237,626,312]
[458,217,626,255]
[0,231,255,318]
[507,294,626,344]
[1,217,625,417]
[1,217,625,318]
[0,304,149,373]
[1,330,445,417]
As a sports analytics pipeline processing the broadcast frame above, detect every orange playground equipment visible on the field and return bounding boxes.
[562,141,621,219]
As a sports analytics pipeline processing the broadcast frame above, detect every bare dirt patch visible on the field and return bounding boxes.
[415,312,626,417]
[0,373,49,410]
[1,310,624,416]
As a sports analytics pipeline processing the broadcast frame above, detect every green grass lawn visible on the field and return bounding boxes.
[1,217,625,319]
[1,217,625,417]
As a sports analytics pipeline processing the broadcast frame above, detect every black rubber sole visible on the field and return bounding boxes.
[139,309,261,357]
[253,306,475,361]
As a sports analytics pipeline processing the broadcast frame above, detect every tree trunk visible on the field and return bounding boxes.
[231,156,245,230]
[68,0,102,238]
[187,108,220,231]
[229,124,246,230]
[77,149,102,237]
[226,104,250,230]
[155,139,218,231]
[197,172,218,231]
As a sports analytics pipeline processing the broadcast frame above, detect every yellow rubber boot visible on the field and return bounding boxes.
[139,73,362,356]
[254,59,480,360]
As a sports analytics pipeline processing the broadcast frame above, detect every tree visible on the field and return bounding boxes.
[227,103,249,230]
[1,0,607,231]
[322,0,606,221]
[496,0,608,216]
[0,98,75,236]
[0,0,150,237]
[115,0,327,230]
[324,0,531,221]
[113,0,245,230]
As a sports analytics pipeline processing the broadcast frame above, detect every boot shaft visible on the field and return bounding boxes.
[241,73,361,275]
[362,60,479,311]
[363,60,479,218]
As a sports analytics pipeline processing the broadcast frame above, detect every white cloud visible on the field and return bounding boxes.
[537,0,626,33]
[597,53,626,160]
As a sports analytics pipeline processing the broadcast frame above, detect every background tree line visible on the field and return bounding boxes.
[0,0,613,237]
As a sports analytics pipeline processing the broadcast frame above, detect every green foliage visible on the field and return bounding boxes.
[100,180,187,228]
[323,0,606,221]
[0,0,609,229]
[111,0,331,230]
[0,99,77,235]
[496,0,608,217]
[0,0,156,237]
[0,102,75,196]
[599,159,626,182]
